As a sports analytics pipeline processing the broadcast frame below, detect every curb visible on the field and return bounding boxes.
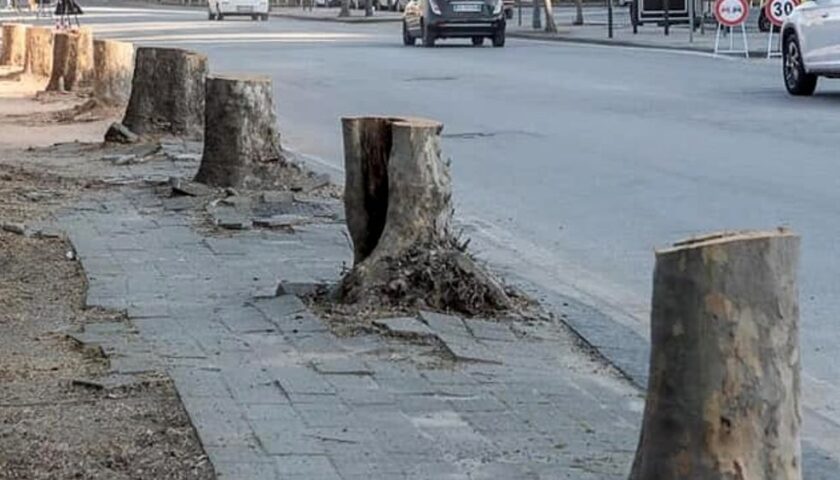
[507,30,769,57]
[270,11,401,23]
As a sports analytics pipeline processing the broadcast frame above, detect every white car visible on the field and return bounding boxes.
[208,0,269,21]
[782,0,840,95]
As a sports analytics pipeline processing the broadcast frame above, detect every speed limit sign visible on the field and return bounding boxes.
[766,0,800,26]
[714,0,750,27]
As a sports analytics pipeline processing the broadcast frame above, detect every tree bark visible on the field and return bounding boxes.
[121,47,207,139]
[24,26,53,78]
[543,0,557,33]
[339,0,351,17]
[532,0,542,29]
[338,116,511,313]
[46,31,83,92]
[364,0,373,16]
[93,39,134,106]
[630,230,801,480]
[1,23,27,67]
[194,74,283,188]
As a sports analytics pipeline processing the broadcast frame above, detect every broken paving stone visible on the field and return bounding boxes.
[169,177,214,197]
[419,310,470,338]
[215,215,252,230]
[104,122,139,144]
[219,195,250,208]
[252,214,308,230]
[463,318,517,342]
[373,317,436,339]
[291,173,331,193]
[1,222,26,235]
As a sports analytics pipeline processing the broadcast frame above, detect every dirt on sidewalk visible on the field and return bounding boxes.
[0,82,215,480]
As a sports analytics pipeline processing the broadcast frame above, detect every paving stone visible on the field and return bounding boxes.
[170,367,232,398]
[373,317,436,339]
[271,365,337,396]
[274,455,341,478]
[251,419,326,455]
[438,335,502,365]
[463,318,518,342]
[214,461,277,480]
[252,294,307,320]
[419,310,470,338]
[311,357,372,375]
[179,395,255,447]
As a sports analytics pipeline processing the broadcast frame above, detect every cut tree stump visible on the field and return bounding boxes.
[629,230,801,480]
[194,74,283,188]
[120,47,207,139]
[93,39,134,106]
[337,116,511,314]
[24,26,53,78]
[75,26,94,86]
[46,31,84,91]
[1,23,27,67]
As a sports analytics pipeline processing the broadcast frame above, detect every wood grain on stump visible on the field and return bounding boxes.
[194,74,282,188]
[338,116,510,314]
[24,26,53,78]
[630,230,801,480]
[46,31,84,91]
[75,26,94,86]
[121,47,207,139]
[1,23,27,67]
[93,39,134,106]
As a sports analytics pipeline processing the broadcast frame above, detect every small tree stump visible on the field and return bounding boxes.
[629,230,801,480]
[121,47,207,139]
[24,26,53,78]
[46,31,84,91]
[1,23,27,67]
[93,39,134,106]
[338,116,511,314]
[194,74,282,188]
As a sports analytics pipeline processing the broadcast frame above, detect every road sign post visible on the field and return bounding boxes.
[765,0,799,57]
[713,0,749,57]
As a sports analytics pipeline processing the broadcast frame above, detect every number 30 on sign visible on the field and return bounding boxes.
[766,0,800,26]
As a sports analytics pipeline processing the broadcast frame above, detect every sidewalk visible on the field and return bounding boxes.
[0,90,643,478]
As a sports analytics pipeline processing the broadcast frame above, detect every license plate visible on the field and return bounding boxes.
[237,5,254,12]
[453,3,481,12]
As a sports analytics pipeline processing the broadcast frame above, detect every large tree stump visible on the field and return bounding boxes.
[120,47,207,139]
[194,74,282,188]
[338,116,511,314]
[1,24,27,67]
[629,230,801,480]
[93,39,134,106]
[24,26,53,78]
[75,26,94,86]
[46,31,84,91]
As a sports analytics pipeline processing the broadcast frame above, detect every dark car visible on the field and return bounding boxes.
[402,0,506,47]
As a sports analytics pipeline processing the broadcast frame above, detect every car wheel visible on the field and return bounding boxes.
[422,23,435,47]
[492,25,505,47]
[471,36,484,46]
[783,33,817,96]
[403,21,416,46]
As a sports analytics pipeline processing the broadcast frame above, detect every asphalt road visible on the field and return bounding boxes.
[14,4,840,465]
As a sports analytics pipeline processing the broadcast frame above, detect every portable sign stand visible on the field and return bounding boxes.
[713,0,750,57]
[766,0,800,58]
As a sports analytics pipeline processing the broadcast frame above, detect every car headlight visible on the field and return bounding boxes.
[492,0,503,14]
[429,0,442,14]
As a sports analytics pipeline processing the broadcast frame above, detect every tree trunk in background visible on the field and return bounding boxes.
[24,26,53,78]
[364,0,373,16]
[531,0,542,29]
[121,47,207,139]
[93,39,135,106]
[339,0,351,16]
[1,23,27,67]
[46,31,82,91]
[194,74,282,188]
[543,0,557,32]
[629,230,802,480]
[573,0,584,25]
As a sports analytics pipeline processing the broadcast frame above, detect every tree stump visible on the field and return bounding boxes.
[93,39,134,106]
[24,26,53,78]
[629,230,801,480]
[1,24,27,67]
[120,47,207,139]
[194,74,283,188]
[46,31,84,91]
[75,26,94,86]
[337,116,511,314]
